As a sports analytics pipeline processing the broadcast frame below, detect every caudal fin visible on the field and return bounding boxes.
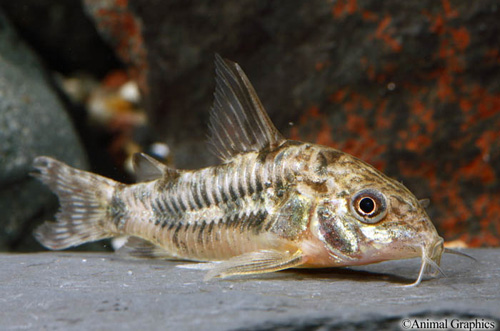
[32,156,119,250]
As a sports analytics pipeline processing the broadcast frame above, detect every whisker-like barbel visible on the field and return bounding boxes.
[444,248,477,262]
[425,255,446,277]
[401,245,444,288]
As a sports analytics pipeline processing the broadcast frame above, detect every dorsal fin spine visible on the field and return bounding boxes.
[208,54,285,161]
[218,68,254,141]
[236,65,270,144]
[227,66,263,146]
[215,75,251,148]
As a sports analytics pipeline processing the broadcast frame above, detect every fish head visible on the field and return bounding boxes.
[304,147,443,276]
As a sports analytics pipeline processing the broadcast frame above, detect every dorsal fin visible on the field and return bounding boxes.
[208,54,285,162]
[132,153,179,182]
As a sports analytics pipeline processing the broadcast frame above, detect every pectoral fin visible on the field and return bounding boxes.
[204,249,304,281]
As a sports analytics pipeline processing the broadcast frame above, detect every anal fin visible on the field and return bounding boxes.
[115,236,175,260]
[204,249,304,281]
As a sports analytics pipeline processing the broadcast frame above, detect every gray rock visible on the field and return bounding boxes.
[0,249,497,330]
[0,0,121,77]
[0,11,88,250]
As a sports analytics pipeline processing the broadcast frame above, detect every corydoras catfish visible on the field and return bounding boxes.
[33,55,447,285]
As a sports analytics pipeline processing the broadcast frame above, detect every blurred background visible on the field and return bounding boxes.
[0,0,498,251]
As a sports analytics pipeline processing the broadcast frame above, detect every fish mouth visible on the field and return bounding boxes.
[404,235,444,287]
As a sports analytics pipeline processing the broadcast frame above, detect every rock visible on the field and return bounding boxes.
[0,11,88,250]
[0,249,498,329]
[0,0,122,77]
[84,0,500,247]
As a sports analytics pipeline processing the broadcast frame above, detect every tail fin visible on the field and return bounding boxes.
[32,156,119,250]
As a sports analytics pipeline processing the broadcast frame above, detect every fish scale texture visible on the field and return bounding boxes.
[84,0,500,247]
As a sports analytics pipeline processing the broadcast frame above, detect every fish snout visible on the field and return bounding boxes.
[430,236,444,259]
[408,218,444,273]
[423,234,444,276]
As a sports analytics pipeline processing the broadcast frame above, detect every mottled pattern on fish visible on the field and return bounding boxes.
[113,142,311,261]
[33,55,448,285]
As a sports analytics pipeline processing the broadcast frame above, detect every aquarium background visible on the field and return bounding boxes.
[0,0,498,251]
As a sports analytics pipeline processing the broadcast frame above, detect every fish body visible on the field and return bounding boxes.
[34,55,444,284]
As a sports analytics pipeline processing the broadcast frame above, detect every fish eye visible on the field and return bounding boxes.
[350,189,387,224]
[359,197,375,214]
